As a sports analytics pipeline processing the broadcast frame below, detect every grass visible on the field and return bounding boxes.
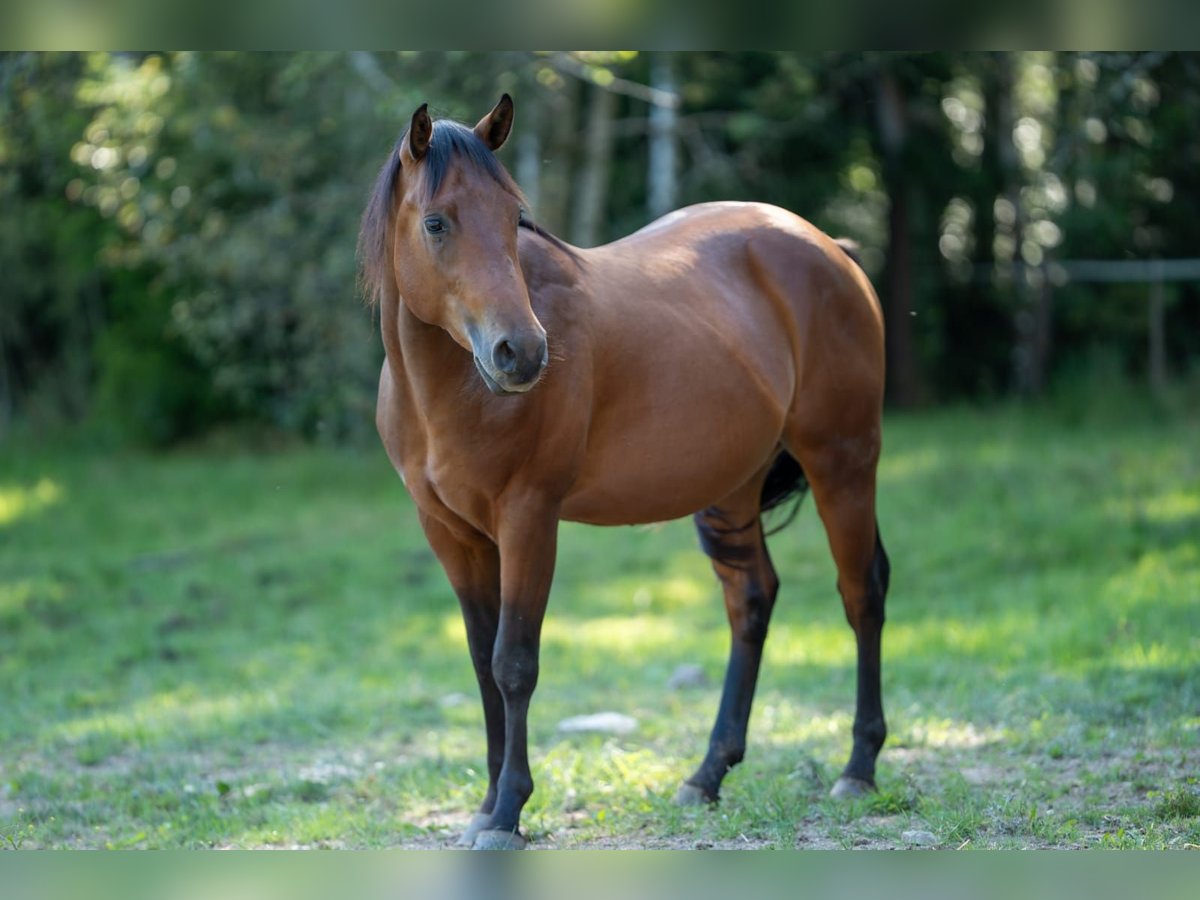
[1,403,1197,849]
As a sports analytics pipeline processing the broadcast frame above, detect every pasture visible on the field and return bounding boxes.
[1,405,1197,849]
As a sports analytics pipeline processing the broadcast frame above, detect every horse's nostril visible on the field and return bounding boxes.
[493,339,518,374]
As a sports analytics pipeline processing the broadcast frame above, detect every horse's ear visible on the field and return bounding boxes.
[473,93,514,152]
[402,102,432,164]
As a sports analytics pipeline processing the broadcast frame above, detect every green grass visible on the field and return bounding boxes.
[1,405,1198,849]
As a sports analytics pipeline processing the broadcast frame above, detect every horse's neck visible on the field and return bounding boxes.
[383,293,473,406]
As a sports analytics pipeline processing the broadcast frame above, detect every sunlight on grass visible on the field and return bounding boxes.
[439,614,467,645]
[1112,642,1192,670]
[441,603,701,657]
[1104,547,1199,607]
[54,688,283,745]
[633,575,710,610]
[571,563,715,615]
[542,614,688,652]
[766,623,855,667]
[0,579,38,618]
[1139,490,1200,523]
[878,446,941,482]
[743,703,998,758]
[906,717,1003,749]
[0,477,64,526]
[885,610,1038,660]
[751,703,853,746]
[1105,488,1200,524]
[539,743,678,801]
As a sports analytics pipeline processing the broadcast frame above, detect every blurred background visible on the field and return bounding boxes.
[3,50,1198,448]
[2,52,1198,850]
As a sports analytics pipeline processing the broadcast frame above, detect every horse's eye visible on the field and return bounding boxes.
[424,216,446,236]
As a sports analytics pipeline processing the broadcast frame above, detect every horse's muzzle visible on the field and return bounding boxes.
[474,332,548,395]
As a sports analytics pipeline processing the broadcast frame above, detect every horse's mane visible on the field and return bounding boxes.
[357,118,576,307]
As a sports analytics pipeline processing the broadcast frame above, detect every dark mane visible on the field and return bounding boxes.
[357,118,575,307]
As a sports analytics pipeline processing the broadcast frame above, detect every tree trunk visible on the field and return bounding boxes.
[570,83,617,247]
[537,76,579,237]
[646,53,678,221]
[998,53,1052,396]
[875,65,921,408]
[975,53,1003,274]
[515,88,542,213]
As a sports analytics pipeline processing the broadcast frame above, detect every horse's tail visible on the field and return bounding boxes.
[760,449,809,536]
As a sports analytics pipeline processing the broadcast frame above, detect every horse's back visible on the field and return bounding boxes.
[610,201,882,353]
[595,200,885,421]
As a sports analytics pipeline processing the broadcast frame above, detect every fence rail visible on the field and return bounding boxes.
[1052,258,1200,283]
[976,258,1200,397]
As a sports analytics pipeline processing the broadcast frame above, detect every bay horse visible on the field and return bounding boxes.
[360,95,890,849]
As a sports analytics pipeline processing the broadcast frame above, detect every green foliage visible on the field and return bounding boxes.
[0,54,106,429]
[73,53,395,441]
[4,52,1200,443]
[92,271,225,446]
[1152,783,1200,821]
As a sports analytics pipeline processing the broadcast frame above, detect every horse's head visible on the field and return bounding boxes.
[384,95,548,396]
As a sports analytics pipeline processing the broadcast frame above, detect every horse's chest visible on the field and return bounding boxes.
[402,442,496,537]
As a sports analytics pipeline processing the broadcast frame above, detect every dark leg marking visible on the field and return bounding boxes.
[833,527,889,795]
[678,504,779,804]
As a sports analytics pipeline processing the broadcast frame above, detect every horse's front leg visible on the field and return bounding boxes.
[471,494,559,850]
[416,512,504,847]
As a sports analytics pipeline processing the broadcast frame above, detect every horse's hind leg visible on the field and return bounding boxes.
[676,477,778,805]
[795,444,890,797]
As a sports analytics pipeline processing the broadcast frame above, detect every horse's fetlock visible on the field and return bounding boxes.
[715,739,746,769]
[854,717,887,752]
[500,771,534,804]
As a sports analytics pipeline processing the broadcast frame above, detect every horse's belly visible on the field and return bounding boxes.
[560,398,784,526]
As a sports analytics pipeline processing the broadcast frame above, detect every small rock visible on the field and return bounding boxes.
[667,663,709,691]
[901,829,939,846]
[556,712,638,735]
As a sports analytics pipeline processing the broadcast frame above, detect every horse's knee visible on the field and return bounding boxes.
[491,643,538,699]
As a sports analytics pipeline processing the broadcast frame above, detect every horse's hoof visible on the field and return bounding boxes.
[673,783,717,806]
[471,828,527,850]
[830,775,876,799]
[455,812,492,847]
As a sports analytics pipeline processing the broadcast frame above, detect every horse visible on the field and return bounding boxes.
[359,94,891,849]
